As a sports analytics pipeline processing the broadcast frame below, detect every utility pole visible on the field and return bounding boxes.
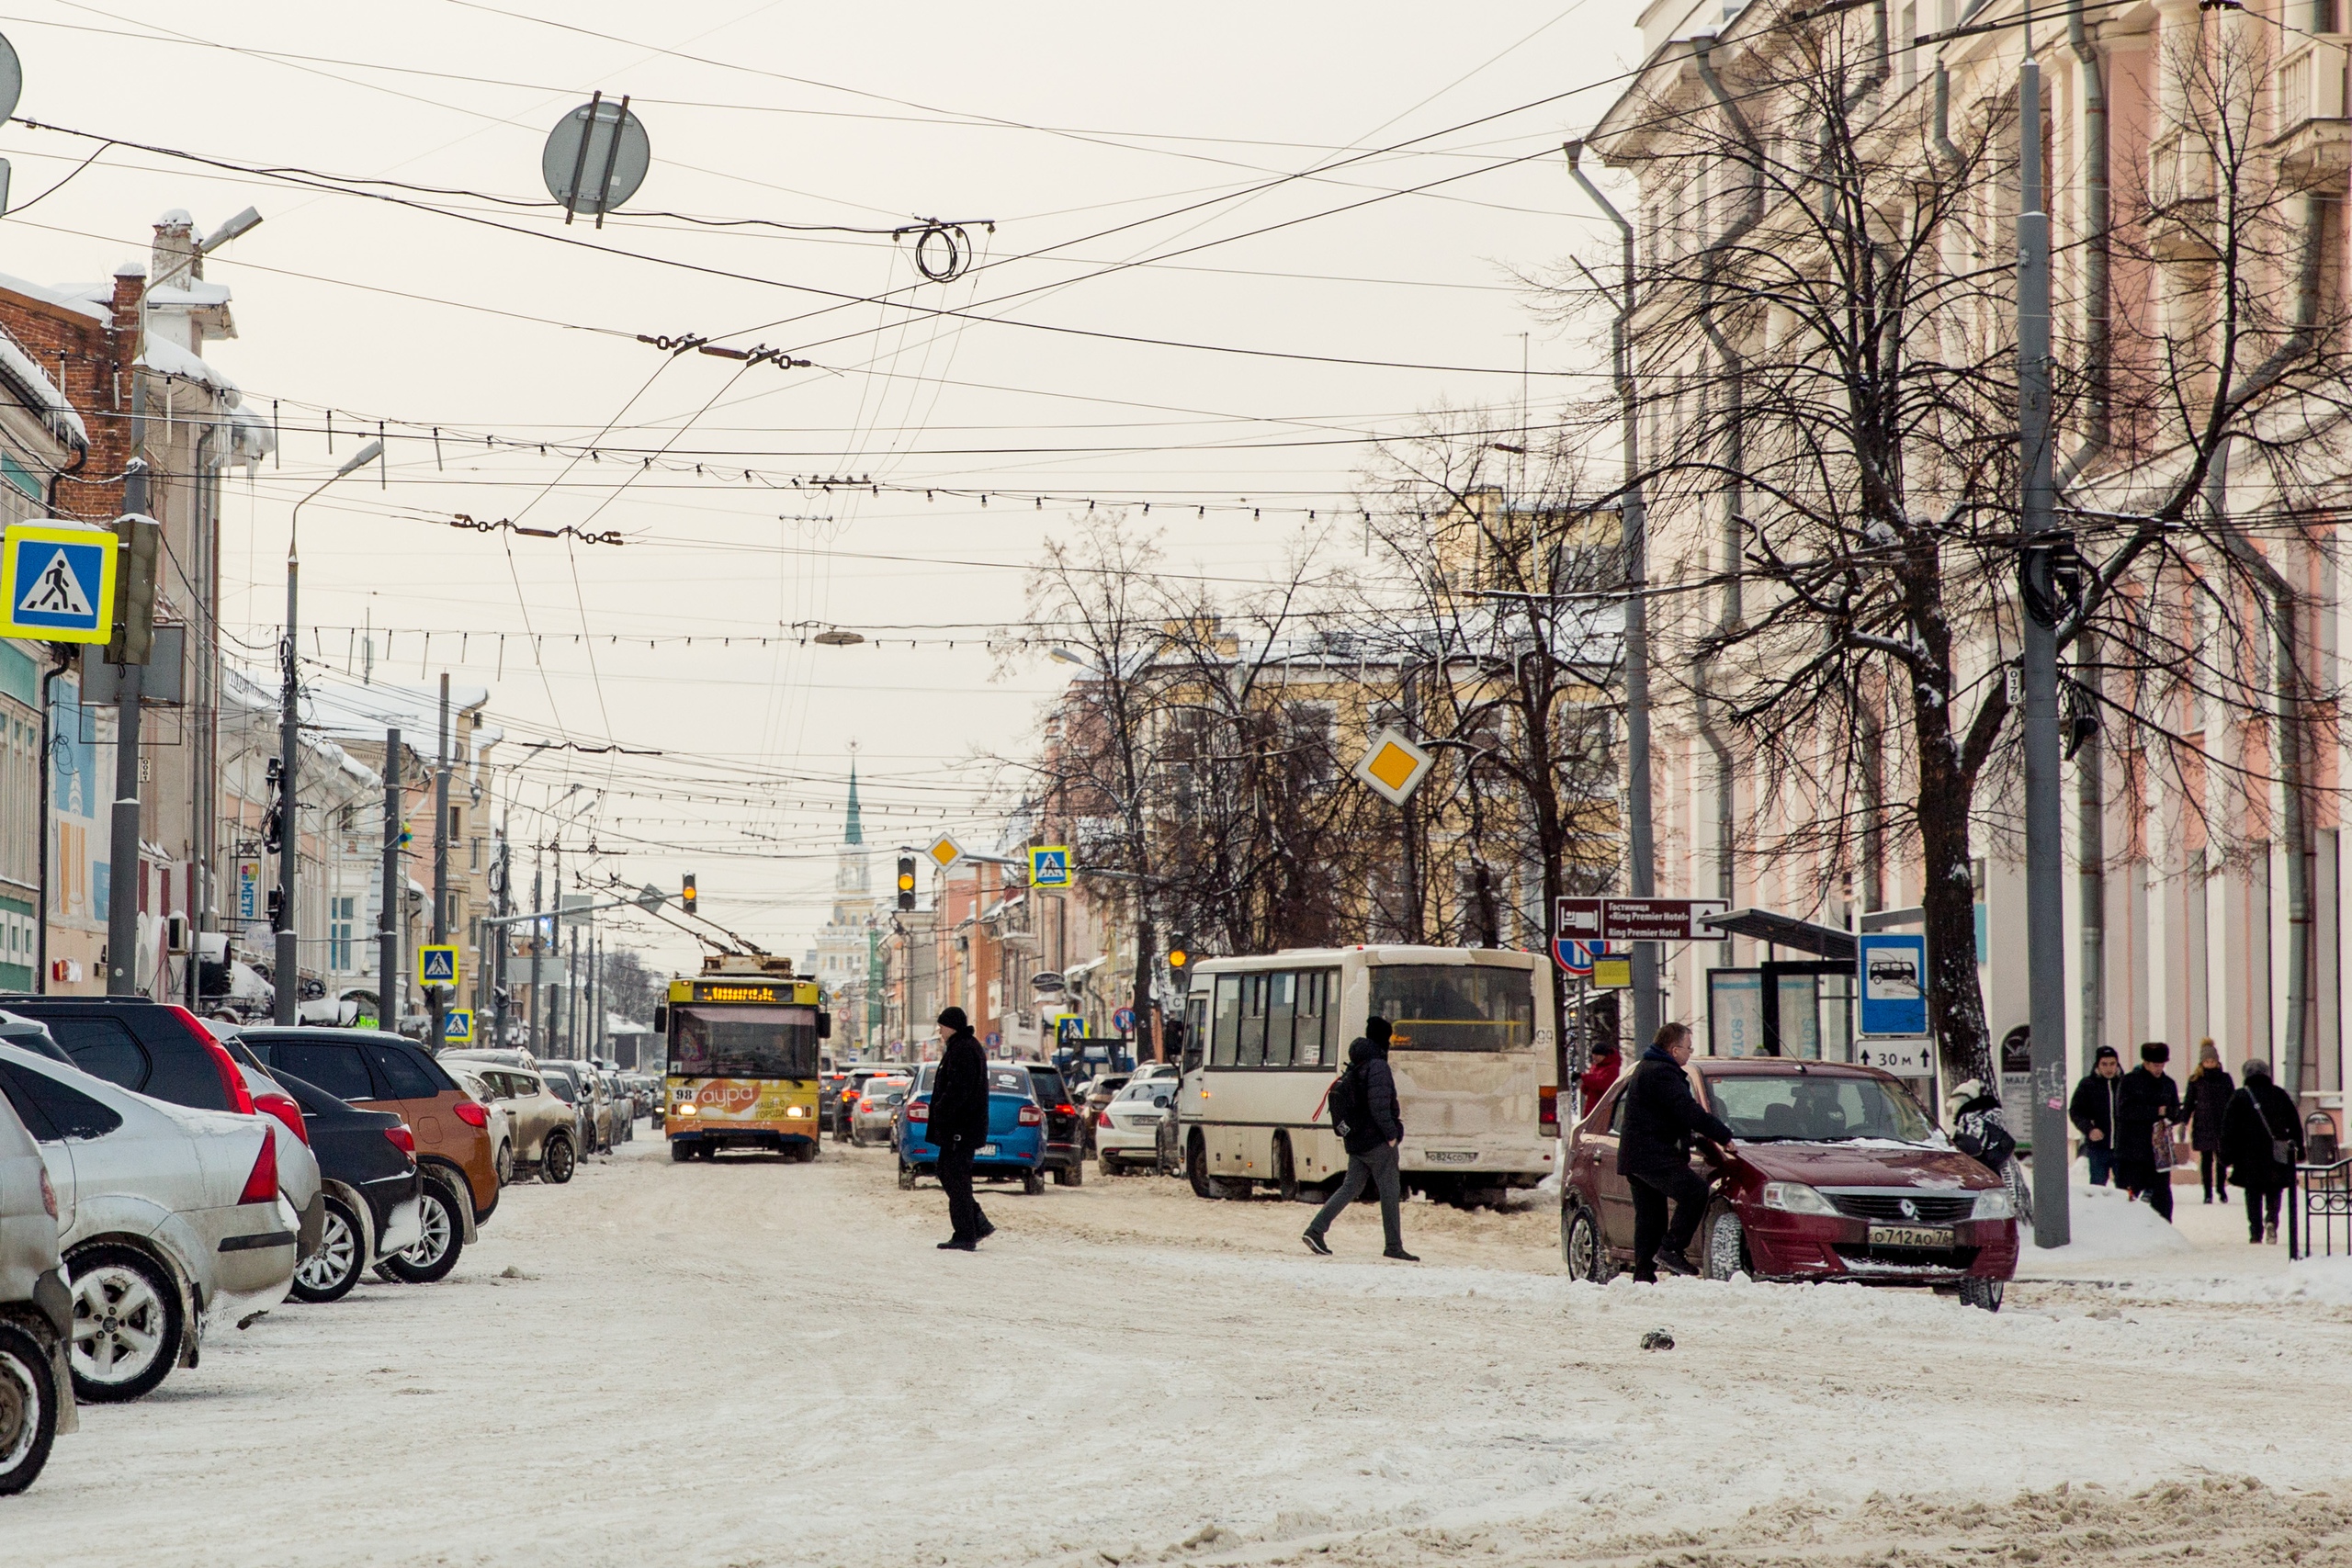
[553,837,565,1054]
[2017,49,2072,1247]
[529,846,544,1054]
[430,673,450,1045]
[567,921,581,1058]
[104,447,150,998]
[492,824,510,1045]
[1566,141,1658,1052]
[379,728,401,1031]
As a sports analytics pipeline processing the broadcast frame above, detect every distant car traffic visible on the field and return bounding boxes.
[895,1062,1047,1194]
[1095,1078,1175,1176]
[1561,1057,2018,1310]
[848,1077,909,1146]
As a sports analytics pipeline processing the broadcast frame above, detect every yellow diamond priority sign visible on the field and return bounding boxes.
[924,833,966,872]
[1351,727,1433,806]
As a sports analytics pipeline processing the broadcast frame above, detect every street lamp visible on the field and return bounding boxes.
[274,438,384,1023]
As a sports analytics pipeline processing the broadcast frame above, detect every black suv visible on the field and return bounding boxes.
[0,995,251,1115]
[1023,1063,1086,1188]
[225,1044,419,1304]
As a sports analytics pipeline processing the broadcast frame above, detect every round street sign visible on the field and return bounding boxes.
[542,97,650,220]
[1113,1007,1136,1033]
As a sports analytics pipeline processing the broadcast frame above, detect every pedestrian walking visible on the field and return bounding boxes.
[2222,1060,2302,1245]
[929,1007,993,1252]
[1578,1037,1622,1112]
[2115,1042,2184,1222]
[2184,1038,2234,1204]
[1302,1017,1417,1261]
[1617,1022,1734,1281]
[2069,1045,2124,1186]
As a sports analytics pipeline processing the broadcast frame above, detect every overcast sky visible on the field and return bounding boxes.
[0,0,1642,974]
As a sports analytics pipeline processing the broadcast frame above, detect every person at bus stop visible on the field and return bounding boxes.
[2069,1045,2123,1186]
[2115,1042,2183,1222]
[2222,1060,2301,1246]
[2185,1038,2235,1204]
[1578,1037,1622,1110]
[930,1007,994,1252]
[1301,1017,1417,1261]
[1618,1022,1734,1281]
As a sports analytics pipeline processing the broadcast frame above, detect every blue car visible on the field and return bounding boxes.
[896,1061,1047,1193]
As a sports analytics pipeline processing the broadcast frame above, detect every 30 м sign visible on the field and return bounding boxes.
[1555,897,1731,944]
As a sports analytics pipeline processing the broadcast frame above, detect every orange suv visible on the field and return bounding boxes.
[237,1029,498,1283]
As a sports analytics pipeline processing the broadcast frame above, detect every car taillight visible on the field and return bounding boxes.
[907,1102,929,1122]
[1539,1087,1559,1132]
[1055,1103,1076,1115]
[454,1100,490,1128]
[1097,1111,1113,1129]
[255,1090,310,1145]
[1018,1105,1043,1126]
[238,1128,279,1204]
[169,1004,257,1116]
[383,1124,416,1160]
[39,1167,56,1221]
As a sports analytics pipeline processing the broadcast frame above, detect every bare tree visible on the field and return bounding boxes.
[1566,3,2349,1096]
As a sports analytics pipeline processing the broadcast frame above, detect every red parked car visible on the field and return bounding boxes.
[1561,1057,2018,1310]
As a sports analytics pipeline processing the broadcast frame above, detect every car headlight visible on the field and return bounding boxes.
[1972,1189,2015,1221]
[1760,1180,1840,1216]
[673,1102,697,1116]
[786,1106,807,1119]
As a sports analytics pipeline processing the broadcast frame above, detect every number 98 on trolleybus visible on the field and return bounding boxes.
[656,955,832,1163]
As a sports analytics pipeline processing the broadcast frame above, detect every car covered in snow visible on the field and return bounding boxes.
[0,1043,300,1403]
[1561,1057,2018,1310]
[895,1062,1048,1194]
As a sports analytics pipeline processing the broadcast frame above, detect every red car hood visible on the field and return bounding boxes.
[1733,1140,1997,1190]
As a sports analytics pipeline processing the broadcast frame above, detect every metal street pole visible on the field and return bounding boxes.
[430,673,450,1045]
[379,728,401,1031]
[529,847,544,1054]
[1566,141,1659,1049]
[2016,52,2072,1247]
[492,824,510,1045]
[104,450,149,997]
[567,922,580,1058]
[273,439,384,1025]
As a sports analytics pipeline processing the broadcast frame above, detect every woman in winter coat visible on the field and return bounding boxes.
[2220,1059,2303,1245]
[2184,1039,2234,1204]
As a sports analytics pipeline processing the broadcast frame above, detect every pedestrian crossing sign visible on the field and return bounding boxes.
[1029,845,1070,888]
[0,523,116,643]
[420,944,458,987]
[443,1009,474,1044]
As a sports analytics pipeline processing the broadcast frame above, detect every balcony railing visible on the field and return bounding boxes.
[2273,37,2352,186]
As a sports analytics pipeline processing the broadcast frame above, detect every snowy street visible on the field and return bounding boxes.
[14,1139,2352,1567]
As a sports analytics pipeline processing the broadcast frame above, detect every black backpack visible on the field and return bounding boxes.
[1326,1066,1363,1139]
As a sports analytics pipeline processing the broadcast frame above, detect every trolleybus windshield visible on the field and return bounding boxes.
[670,1005,820,1079]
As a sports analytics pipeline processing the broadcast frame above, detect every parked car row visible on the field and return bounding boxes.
[0,998,648,1495]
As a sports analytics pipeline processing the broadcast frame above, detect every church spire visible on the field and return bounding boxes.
[843,757,863,845]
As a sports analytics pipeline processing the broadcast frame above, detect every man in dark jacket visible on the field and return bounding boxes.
[2115,1041,2183,1221]
[2222,1059,2302,1245]
[2069,1045,2124,1186]
[1302,1018,1417,1260]
[1617,1022,1734,1281]
[928,1007,993,1251]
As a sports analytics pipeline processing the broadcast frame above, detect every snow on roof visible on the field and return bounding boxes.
[0,269,111,324]
[138,336,241,405]
[146,279,232,309]
[0,323,89,451]
[227,403,275,465]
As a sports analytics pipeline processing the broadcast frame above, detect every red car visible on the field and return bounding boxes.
[1562,1058,2018,1310]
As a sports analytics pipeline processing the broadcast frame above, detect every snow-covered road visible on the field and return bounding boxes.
[13,1137,2352,1566]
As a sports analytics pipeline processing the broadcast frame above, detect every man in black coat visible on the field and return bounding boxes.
[1302,1018,1417,1261]
[2068,1045,2124,1187]
[2115,1041,2183,1221]
[929,1007,994,1251]
[1617,1022,1734,1281]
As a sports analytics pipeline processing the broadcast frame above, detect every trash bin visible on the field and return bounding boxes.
[2310,1112,2342,1169]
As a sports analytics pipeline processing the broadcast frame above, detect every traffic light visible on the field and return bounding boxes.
[896,855,917,911]
[682,874,696,915]
[1167,932,1192,975]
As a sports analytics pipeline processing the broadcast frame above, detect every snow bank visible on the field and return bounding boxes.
[2018,1179,2196,1265]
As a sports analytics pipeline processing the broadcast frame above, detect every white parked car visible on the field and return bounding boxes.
[1095,1078,1176,1175]
[0,1043,300,1404]
[442,1066,516,1185]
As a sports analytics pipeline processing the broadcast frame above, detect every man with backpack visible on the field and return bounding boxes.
[1302,1017,1418,1260]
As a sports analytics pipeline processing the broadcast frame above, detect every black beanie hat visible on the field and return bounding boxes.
[937,1006,968,1032]
[1365,1016,1392,1043]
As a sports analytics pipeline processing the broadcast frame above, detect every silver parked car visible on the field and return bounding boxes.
[0,1043,300,1404]
[0,1082,74,1493]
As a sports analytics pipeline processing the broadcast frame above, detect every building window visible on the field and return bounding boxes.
[330,896,355,970]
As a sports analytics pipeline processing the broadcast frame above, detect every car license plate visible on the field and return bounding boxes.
[978,1145,998,1156]
[1868,1224,1953,1249]
[1425,1150,1477,1165]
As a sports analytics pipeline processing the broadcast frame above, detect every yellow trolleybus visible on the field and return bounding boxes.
[657,954,831,1162]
